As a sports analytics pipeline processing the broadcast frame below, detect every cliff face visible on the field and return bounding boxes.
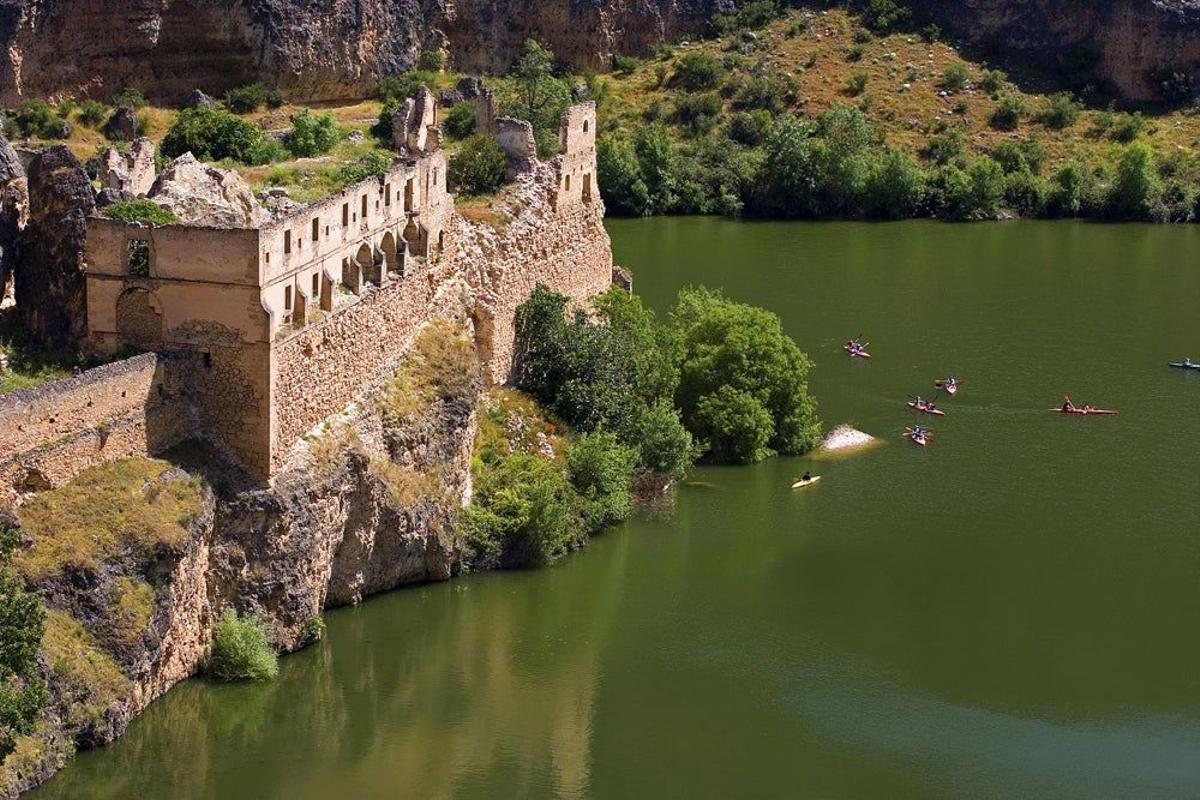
[912,0,1200,101]
[0,0,729,103]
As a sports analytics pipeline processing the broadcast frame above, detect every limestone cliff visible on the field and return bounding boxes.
[913,0,1200,101]
[0,0,732,104]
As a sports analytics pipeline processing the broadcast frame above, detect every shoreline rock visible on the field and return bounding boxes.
[815,424,880,455]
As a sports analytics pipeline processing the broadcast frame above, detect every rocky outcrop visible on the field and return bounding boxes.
[0,0,733,104]
[0,136,26,303]
[14,146,94,347]
[391,84,439,155]
[148,154,267,228]
[912,0,1200,101]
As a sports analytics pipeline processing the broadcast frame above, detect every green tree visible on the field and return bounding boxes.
[1106,142,1161,220]
[597,134,651,215]
[0,525,47,760]
[160,107,281,164]
[208,610,277,681]
[864,148,927,218]
[863,0,910,32]
[568,432,637,529]
[753,116,821,217]
[508,40,572,138]
[448,134,507,196]
[692,385,775,464]
[670,51,725,91]
[444,102,476,139]
[634,126,677,214]
[628,400,694,481]
[287,109,341,157]
[671,287,821,461]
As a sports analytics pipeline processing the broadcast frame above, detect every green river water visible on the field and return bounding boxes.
[30,219,1200,799]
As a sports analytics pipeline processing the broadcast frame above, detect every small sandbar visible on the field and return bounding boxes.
[813,425,882,457]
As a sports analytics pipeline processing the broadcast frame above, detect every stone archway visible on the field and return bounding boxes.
[356,242,381,286]
[116,288,163,346]
[380,231,401,275]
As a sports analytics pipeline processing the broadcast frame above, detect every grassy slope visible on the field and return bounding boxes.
[596,6,1200,179]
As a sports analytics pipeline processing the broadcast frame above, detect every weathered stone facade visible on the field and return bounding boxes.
[74,100,609,487]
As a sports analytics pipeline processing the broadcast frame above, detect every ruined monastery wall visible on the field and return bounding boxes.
[0,353,197,510]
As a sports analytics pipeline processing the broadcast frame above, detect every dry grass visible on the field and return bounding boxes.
[599,6,1200,175]
[474,387,567,466]
[110,577,155,646]
[367,457,441,506]
[306,420,363,473]
[380,320,481,421]
[15,458,204,582]
[41,610,130,730]
[455,193,512,230]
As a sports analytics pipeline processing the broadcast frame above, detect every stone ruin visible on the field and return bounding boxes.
[391,85,440,155]
[97,137,156,201]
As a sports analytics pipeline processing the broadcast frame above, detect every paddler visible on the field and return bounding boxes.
[1061,396,1075,412]
[800,471,812,482]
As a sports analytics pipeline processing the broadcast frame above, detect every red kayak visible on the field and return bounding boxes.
[908,400,946,416]
[845,344,871,359]
[904,427,932,447]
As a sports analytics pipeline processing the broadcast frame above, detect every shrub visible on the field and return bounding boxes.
[921,23,941,43]
[300,615,326,645]
[864,148,927,218]
[728,110,771,146]
[110,87,147,109]
[443,101,476,140]
[670,51,724,91]
[101,199,178,226]
[846,43,866,62]
[1109,111,1145,143]
[922,128,964,165]
[597,134,651,215]
[419,50,446,71]
[14,100,67,139]
[0,526,47,762]
[989,93,1025,130]
[940,63,970,91]
[224,83,267,114]
[1037,91,1082,129]
[672,91,723,134]
[568,432,637,530]
[77,99,108,128]
[448,133,506,195]
[733,73,794,112]
[264,87,285,109]
[671,287,821,460]
[752,116,821,217]
[711,0,780,34]
[336,150,393,185]
[863,0,910,32]
[1046,161,1098,217]
[208,610,278,682]
[1106,142,1161,220]
[613,53,640,74]
[844,72,869,96]
[980,69,1007,94]
[1004,170,1048,216]
[287,109,341,157]
[938,158,1005,220]
[160,107,279,164]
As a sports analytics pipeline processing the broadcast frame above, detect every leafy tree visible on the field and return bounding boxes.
[568,432,637,529]
[921,128,964,165]
[448,134,506,196]
[938,158,1005,220]
[672,92,723,135]
[597,134,651,215]
[816,104,875,214]
[14,100,67,139]
[287,109,341,158]
[989,93,1025,130]
[1106,142,1161,220]
[110,87,147,109]
[224,84,268,114]
[77,100,108,128]
[728,110,771,146]
[670,51,725,91]
[1046,161,1098,217]
[160,107,281,165]
[208,610,277,681]
[692,385,774,464]
[1037,92,1082,130]
[444,102,476,139]
[1004,170,1048,216]
[863,0,910,32]
[671,287,820,461]
[628,400,694,481]
[753,116,821,217]
[0,525,47,761]
[508,39,572,137]
[634,126,677,214]
[864,148,927,218]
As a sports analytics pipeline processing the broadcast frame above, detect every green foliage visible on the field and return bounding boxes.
[504,40,573,137]
[110,87,147,109]
[921,23,941,43]
[864,148,927,218]
[989,93,1025,130]
[613,53,641,74]
[846,43,866,63]
[448,133,506,196]
[844,71,869,97]
[1046,161,1100,217]
[286,109,341,157]
[671,287,821,462]
[208,610,278,682]
[336,150,393,185]
[300,615,326,646]
[444,101,477,139]
[670,51,725,91]
[224,83,269,114]
[597,134,652,215]
[160,107,280,165]
[568,432,637,530]
[863,0,910,32]
[101,199,178,226]
[732,72,795,113]
[940,63,970,91]
[1106,142,1161,220]
[14,100,67,139]
[980,69,1007,94]
[0,525,47,762]
[77,99,108,128]
[936,158,1005,220]
[711,0,780,35]
[753,116,821,217]
[1004,170,1048,216]
[419,50,446,71]
[373,71,443,104]
[921,128,964,165]
[672,91,723,135]
[1108,111,1146,143]
[1037,92,1082,130]
[728,110,771,146]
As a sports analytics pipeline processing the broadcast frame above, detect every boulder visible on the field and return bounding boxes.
[148,153,268,228]
[94,187,133,207]
[185,89,217,110]
[456,75,484,100]
[14,145,94,346]
[104,106,141,142]
[97,137,156,197]
[0,135,27,301]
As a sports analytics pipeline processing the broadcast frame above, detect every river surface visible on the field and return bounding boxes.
[31,219,1200,799]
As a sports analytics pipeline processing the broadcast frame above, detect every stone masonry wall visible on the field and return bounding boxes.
[0,352,196,510]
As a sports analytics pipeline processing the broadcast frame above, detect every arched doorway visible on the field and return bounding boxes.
[356,242,381,286]
[380,231,401,276]
[116,288,163,346]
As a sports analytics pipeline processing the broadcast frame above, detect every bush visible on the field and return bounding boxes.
[1037,91,1082,129]
[711,0,780,34]
[224,83,268,114]
[921,128,964,165]
[989,93,1025,130]
[444,101,476,139]
[448,133,506,195]
[568,432,637,530]
[980,69,1007,94]
[287,109,341,157]
[110,87,147,109]
[728,110,771,146]
[208,610,278,682]
[336,150,393,185]
[844,72,869,96]
[937,158,1005,220]
[160,107,280,164]
[78,99,108,128]
[419,50,446,71]
[597,134,652,215]
[921,23,941,43]
[940,63,970,91]
[672,91,723,134]
[14,99,67,139]
[670,51,725,91]
[1004,170,1048,216]
[846,43,866,62]
[863,0,910,32]
[1046,161,1099,217]
[733,73,794,112]
[613,53,640,74]
[101,199,178,226]
[864,148,927,218]
[264,87,285,109]
[1106,142,1161,220]
[0,525,48,762]
[671,287,820,461]
[1109,111,1146,143]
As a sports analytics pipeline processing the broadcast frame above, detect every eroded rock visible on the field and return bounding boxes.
[97,138,156,198]
[148,154,267,228]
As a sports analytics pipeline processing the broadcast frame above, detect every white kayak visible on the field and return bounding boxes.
[791,476,822,489]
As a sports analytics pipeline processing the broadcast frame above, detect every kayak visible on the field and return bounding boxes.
[791,476,821,489]
[904,427,931,447]
[1047,407,1118,416]
[844,344,871,359]
[907,400,946,416]
[934,378,960,395]
[1169,361,1200,371]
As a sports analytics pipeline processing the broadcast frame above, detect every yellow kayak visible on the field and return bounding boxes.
[791,476,821,490]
